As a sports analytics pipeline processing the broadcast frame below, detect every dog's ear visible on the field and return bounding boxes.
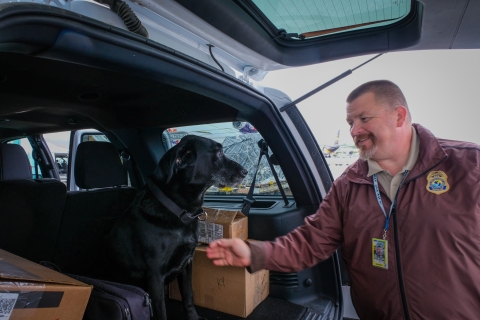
[175,149,193,169]
[153,141,193,184]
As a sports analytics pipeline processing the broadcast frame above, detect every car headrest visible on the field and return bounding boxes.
[0,144,32,180]
[74,141,127,189]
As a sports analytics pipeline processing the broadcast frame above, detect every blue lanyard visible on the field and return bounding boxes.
[373,170,409,239]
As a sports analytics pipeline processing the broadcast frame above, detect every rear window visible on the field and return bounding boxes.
[164,122,291,196]
[250,0,412,39]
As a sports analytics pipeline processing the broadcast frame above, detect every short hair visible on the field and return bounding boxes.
[347,80,411,121]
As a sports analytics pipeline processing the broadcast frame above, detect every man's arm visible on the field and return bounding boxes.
[207,181,345,272]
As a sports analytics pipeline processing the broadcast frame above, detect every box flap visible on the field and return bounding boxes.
[0,249,89,287]
[203,207,246,224]
[195,244,208,252]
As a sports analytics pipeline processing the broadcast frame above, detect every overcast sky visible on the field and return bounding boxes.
[259,49,480,146]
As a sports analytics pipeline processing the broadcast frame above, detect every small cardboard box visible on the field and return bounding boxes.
[198,207,248,244]
[0,249,92,320]
[169,245,269,318]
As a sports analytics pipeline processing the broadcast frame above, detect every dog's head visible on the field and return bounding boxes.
[153,135,247,190]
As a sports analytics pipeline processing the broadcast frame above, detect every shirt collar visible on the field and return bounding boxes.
[367,127,419,177]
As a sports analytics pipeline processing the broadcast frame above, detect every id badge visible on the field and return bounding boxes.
[372,238,388,269]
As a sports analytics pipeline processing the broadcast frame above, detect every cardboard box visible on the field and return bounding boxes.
[169,245,269,318]
[0,249,92,320]
[198,207,248,244]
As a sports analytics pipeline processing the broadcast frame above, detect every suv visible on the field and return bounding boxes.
[0,1,477,319]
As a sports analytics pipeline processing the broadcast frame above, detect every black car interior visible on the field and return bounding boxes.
[52,141,137,277]
[0,143,66,264]
[3,0,479,318]
[0,4,344,319]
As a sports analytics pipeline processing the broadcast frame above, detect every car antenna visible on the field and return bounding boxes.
[280,53,384,112]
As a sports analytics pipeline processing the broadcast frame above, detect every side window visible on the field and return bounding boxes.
[7,138,37,178]
[44,131,71,184]
[82,133,110,143]
[164,122,291,196]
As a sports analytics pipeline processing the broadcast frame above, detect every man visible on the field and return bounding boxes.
[206,80,480,319]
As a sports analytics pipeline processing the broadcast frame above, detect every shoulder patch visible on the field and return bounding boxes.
[426,171,450,195]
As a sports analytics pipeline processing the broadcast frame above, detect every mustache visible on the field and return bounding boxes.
[353,134,375,146]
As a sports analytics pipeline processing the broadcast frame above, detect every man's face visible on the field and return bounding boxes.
[376,246,383,256]
[346,92,398,161]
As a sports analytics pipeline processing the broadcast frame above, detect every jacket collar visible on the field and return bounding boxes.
[344,124,448,184]
[366,126,420,177]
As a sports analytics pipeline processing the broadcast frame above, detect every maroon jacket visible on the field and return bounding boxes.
[249,124,480,319]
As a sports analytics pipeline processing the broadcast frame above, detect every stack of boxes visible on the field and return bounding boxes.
[169,207,269,318]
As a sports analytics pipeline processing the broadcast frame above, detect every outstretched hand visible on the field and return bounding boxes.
[206,238,251,267]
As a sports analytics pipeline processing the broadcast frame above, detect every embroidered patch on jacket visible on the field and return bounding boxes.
[426,171,450,195]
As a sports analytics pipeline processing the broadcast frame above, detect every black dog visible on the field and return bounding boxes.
[107,135,247,320]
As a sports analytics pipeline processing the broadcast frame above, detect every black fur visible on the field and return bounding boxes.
[107,135,247,320]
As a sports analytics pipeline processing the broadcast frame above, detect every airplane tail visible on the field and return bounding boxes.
[334,130,340,146]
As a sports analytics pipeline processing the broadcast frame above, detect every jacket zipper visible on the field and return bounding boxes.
[392,161,446,319]
[392,206,411,320]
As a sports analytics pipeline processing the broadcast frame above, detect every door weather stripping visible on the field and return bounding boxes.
[280,53,384,112]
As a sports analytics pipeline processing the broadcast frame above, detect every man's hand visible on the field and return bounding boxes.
[206,238,251,267]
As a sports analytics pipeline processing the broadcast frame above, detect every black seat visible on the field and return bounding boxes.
[53,141,137,276]
[0,143,32,180]
[0,144,67,263]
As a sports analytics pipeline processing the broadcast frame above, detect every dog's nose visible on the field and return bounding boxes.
[241,169,248,177]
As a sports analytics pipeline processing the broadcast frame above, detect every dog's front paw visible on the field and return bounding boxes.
[184,310,206,320]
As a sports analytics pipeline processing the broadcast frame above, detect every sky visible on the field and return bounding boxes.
[258,49,480,147]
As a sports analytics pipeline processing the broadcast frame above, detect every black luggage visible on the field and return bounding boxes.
[67,274,153,320]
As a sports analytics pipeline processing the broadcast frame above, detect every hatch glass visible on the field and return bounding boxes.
[251,0,412,39]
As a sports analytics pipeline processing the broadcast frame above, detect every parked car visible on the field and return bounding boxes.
[0,0,478,319]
